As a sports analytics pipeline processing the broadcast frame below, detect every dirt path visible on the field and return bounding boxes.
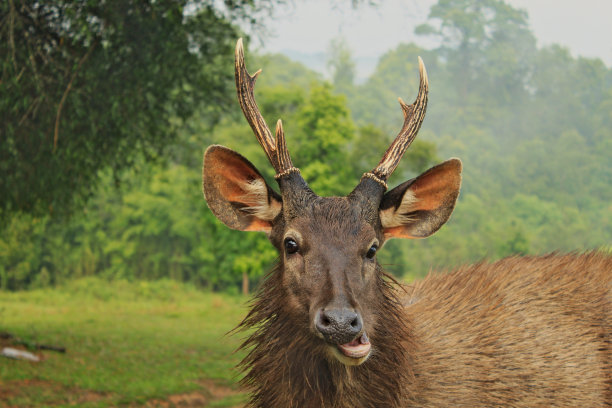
[0,379,108,407]
[135,379,244,407]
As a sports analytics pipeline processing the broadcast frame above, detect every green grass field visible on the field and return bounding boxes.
[0,278,249,407]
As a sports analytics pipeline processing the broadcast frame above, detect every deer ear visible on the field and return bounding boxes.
[203,145,282,233]
[379,159,462,239]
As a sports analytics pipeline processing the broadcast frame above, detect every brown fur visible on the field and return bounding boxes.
[238,263,416,408]
[238,252,611,407]
[203,147,610,407]
[405,252,611,407]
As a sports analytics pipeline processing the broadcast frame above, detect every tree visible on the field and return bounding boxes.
[0,0,271,217]
[415,0,536,106]
[292,84,356,196]
[327,36,356,96]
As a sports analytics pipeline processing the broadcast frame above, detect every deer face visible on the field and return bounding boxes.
[201,39,462,366]
[274,196,381,365]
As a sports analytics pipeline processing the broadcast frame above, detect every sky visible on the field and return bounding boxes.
[248,0,612,79]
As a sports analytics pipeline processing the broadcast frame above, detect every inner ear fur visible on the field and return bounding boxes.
[203,145,282,232]
[380,158,462,239]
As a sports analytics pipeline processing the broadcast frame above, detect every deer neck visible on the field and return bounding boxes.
[237,265,419,407]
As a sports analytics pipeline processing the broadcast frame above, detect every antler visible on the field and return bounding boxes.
[364,57,429,189]
[235,38,298,178]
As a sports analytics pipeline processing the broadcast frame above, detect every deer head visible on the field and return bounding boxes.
[202,39,462,366]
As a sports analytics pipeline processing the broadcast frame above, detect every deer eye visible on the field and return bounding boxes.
[365,245,378,259]
[284,238,299,254]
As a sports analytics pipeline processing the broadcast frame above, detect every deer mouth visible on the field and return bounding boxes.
[337,332,371,360]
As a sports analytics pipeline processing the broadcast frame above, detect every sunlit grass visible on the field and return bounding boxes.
[0,278,249,407]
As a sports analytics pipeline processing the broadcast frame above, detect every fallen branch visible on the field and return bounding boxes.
[1,347,40,362]
[0,331,66,353]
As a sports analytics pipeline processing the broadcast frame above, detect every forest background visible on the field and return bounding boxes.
[2,0,611,294]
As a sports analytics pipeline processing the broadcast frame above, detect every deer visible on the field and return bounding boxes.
[202,39,612,407]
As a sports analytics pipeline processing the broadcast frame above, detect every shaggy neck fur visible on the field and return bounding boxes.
[238,264,418,408]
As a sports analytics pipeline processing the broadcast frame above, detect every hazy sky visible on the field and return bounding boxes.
[250,0,612,73]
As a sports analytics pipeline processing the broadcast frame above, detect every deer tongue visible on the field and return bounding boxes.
[338,333,371,359]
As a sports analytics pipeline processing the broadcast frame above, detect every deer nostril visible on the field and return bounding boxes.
[315,308,363,344]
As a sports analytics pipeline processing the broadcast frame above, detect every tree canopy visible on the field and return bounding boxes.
[0,0,270,216]
[1,0,610,292]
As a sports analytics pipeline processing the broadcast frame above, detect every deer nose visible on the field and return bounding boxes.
[315,308,363,345]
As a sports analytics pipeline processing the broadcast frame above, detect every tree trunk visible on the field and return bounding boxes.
[242,271,249,295]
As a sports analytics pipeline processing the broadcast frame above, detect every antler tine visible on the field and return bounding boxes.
[235,38,294,174]
[368,57,429,187]
[273,119,298,178]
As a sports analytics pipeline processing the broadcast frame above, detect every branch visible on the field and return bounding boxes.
[53,41,97,152]
[18,95,43,127]
[0,332,66,353]
[8,0,17,70]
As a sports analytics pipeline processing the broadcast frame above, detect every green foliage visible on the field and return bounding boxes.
[0,163,279,292]
[1,0,611,291]
[293,84,355,195]
[416,0,536,106]
[0,0,271,217]
[327,36,356,96]
[0,215,48,290]
[350,42,434,128]
[252,53,323,90]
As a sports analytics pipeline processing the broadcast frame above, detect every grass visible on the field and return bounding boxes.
[0,278,250,407]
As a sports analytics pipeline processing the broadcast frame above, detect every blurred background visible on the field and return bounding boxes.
[1,0,611,406]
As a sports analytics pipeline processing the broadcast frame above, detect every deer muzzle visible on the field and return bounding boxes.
[315,308,371,362]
